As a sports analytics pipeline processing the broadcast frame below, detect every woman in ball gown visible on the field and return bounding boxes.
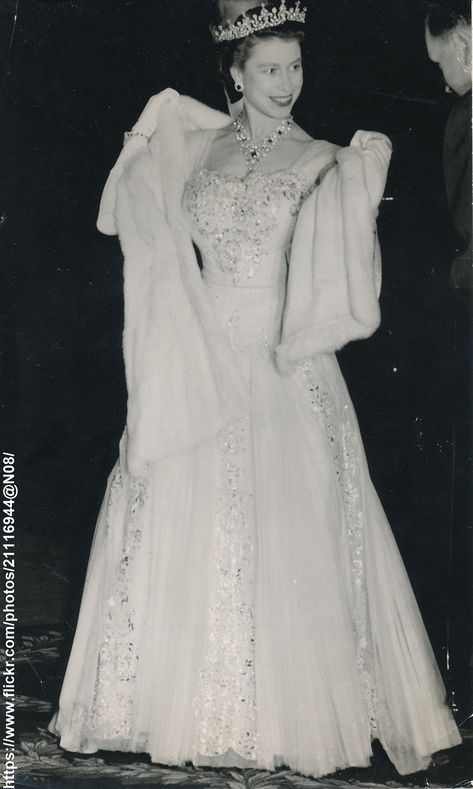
[48,0,461,778]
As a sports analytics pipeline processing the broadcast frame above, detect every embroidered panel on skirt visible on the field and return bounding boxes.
[86,469,149,740]
[192,417,258,761]
[300,361,378,733]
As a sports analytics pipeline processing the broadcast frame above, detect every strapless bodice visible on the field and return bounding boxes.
[183,167,315,288]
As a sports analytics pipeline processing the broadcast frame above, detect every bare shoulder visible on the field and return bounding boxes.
[185,127,224,146]
[286,123,321,162]
[201,123,242,172]
[292,122,339,155]
[291,122,315,144]
[185,127,225,173]
[290,124,338,179]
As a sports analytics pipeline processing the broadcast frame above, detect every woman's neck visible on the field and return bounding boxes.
[242,102,290,141]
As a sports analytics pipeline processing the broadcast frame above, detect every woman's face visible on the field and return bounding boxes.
[231,37,303,119]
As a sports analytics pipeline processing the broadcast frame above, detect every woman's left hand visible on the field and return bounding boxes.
[349,130,392,213]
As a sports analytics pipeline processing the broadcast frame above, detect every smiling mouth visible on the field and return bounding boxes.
[270,95,293,105]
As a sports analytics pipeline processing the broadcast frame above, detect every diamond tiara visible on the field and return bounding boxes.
[211,0,306,43]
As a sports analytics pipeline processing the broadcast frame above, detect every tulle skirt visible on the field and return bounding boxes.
[49,279,461,778]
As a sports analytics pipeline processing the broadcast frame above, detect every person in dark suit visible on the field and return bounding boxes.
[425,0,471,291]
[425,0,472,718]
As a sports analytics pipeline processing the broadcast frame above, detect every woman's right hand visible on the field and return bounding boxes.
[348,130,392,213]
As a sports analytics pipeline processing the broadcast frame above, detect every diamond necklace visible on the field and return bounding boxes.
[233,111,293,174]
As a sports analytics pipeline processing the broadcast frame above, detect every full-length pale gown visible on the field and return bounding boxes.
[49,132,461,778]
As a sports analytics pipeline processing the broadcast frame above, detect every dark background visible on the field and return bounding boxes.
[1,0,471,718]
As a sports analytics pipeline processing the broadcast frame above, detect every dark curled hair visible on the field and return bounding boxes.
[425,0,471,36]
[215,22,305,102]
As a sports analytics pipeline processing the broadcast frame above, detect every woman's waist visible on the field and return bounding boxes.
[201,247,288,288]
[203,277,286,353]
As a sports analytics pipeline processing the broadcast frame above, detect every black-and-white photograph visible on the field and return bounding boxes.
[2,0,472,786]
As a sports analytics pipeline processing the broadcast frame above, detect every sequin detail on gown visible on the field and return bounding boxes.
[49,154,461,777]
[89,473,148,739]
[184,168,312,284]
[301,360,377,732]
[192,417,258,760]
[185,166,316,761]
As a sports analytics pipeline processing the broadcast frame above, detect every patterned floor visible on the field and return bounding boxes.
[9,627,472,789]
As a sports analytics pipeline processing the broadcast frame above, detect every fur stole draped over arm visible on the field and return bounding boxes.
[98,89,250,476]
[96,89,391,473]
[276,135,391,372]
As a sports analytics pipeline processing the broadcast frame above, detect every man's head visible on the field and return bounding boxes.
[425,1,472,96]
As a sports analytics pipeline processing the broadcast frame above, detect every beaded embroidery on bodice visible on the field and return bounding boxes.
[183,167,314,286]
